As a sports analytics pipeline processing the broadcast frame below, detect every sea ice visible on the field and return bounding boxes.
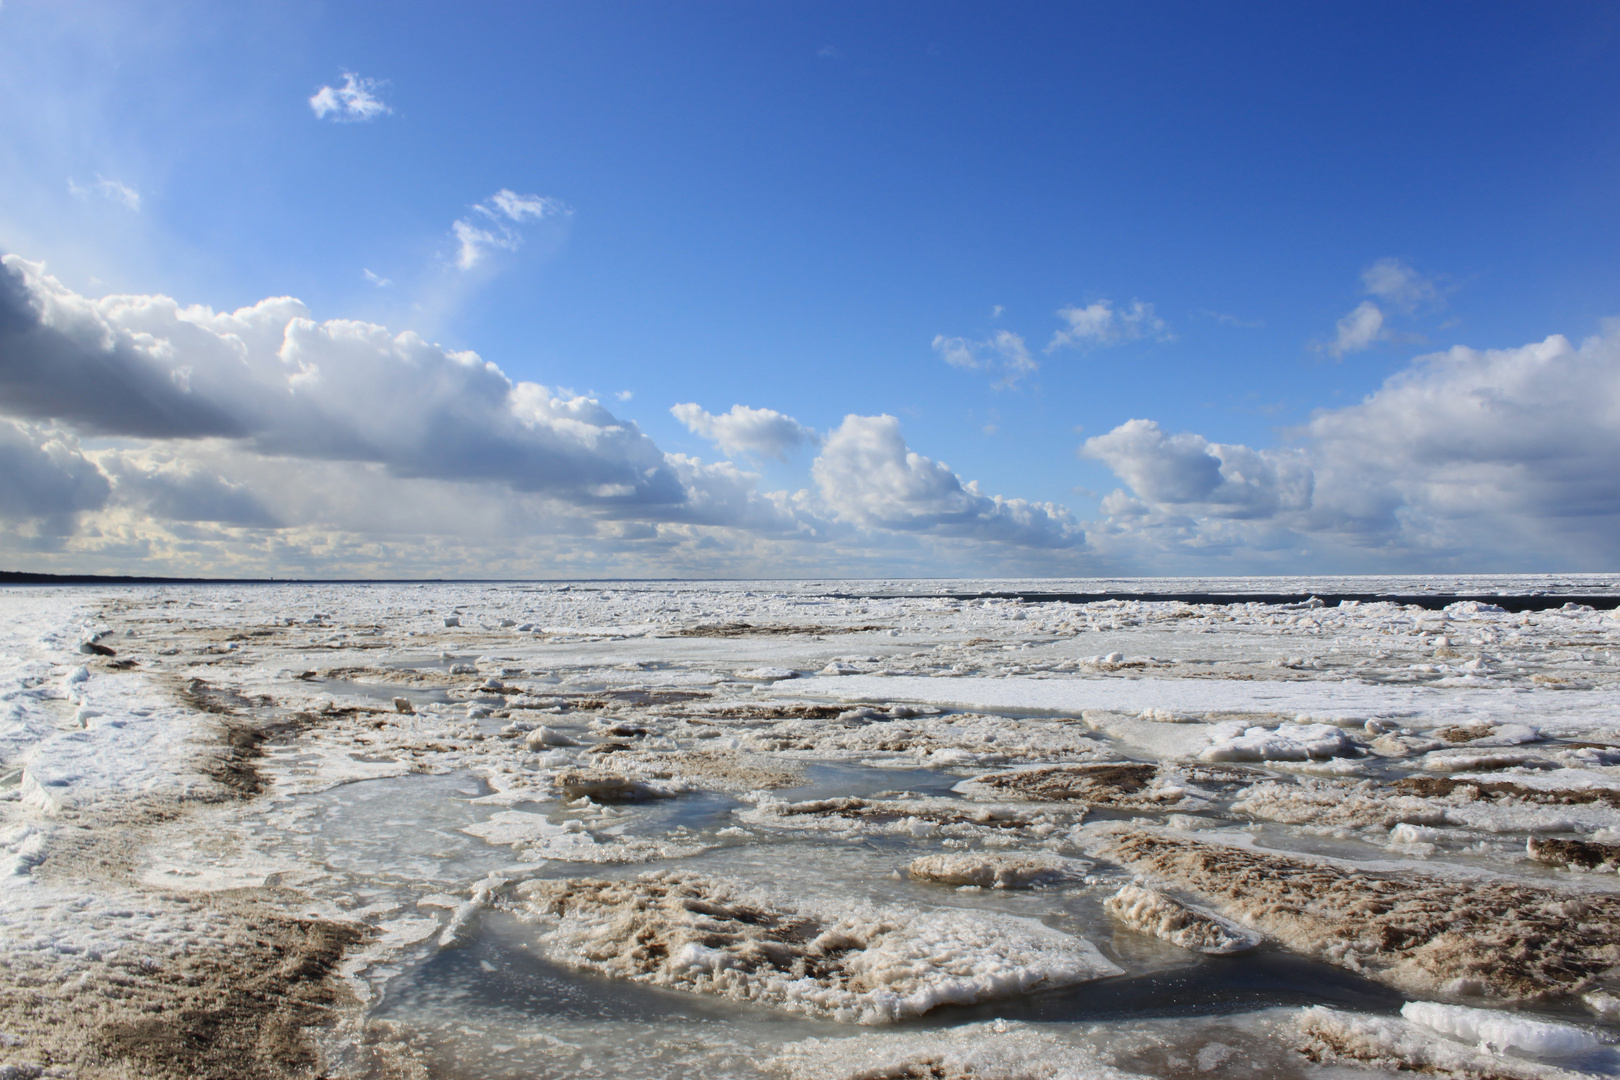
[516,869,1122,1023]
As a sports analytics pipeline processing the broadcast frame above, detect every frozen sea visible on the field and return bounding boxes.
[4,576,1620,1079]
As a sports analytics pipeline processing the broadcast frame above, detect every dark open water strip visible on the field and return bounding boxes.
[833,590,1620,612]
[3,570,1615,611]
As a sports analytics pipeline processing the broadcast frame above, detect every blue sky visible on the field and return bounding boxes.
[2,1,1618,576]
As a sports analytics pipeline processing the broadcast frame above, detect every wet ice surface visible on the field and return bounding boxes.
[5,578,1620,1078]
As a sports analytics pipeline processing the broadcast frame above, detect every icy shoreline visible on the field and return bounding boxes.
[3,578,1619,1078]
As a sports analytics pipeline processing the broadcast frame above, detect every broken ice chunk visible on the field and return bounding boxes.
[906,853,1083,889]
[517,870,1122,1023]
[1105,883,1261,955]
[1400,1000,1601,1058]
[736,667,798,681]
[524,726,579,750]
[1199,722,1357,763]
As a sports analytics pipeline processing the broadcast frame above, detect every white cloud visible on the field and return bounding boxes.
[0,255,1099,573]
[1323,259,1442,357]
[453,189,570,270]
[1047,300,1170,352]
[812,414,1081,548]
[361,268,391,288]
[931,330,1037,387]
[1082,419,1312,520]
[309,72,391,122]
[1085,321,1620,567]
[671,402,818,460]
[1327,299,1387,357]
[1201,309,1263,329]
[67,175,140,211]
[1361,257,1439,310]
[0,420,110,521]
[0,254,681,505]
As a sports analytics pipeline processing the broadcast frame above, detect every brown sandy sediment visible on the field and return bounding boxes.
[959,763,1177,809]
[749,795,1044,832]
[1528,837,1620,872]
[1100,829,1620,1002]
[1395,776,1620,811]
[94,913,357,1080]
[1104,883,1261,955]
[0,663,367,1079]
[675,622,890,637]
[8,842,368,1080]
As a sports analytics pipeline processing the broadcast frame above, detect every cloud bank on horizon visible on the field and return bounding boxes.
[1,253,1617,576]
[0,256,1084,575]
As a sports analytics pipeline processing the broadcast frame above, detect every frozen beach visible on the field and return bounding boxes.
[4,576,1620,1079]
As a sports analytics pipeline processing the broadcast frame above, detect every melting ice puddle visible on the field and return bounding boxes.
[277,769,1442,1077]
[266,772,525,892]
[373,910,842,1031]
[312,677,455,707]
[779,761,968,800]
[918,945,1407,1026]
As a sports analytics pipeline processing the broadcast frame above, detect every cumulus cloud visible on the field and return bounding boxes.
[671,403,818,460]
[1082,420,1312,520]
[1047,300,1170,353]
[813,414,1081,548]
[0,256,1078,572]
[1327,300,1387,357]
[1086,321,1620,566]
[453,189,570,269]
[97,449,279,528]
[67,175,140,211]
[309,72,391,122]
[0,254,682,505]
[1361,257,1439,310]
[0,250,1123,579]
[0,420,110,521]
[1324,259,1442,357]
[932,330,1037,387]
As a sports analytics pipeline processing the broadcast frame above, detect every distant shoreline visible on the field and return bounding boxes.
[3,569,1615,612]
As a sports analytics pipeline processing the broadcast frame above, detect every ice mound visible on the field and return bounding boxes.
[1422,749,1539,772]
[1528,836,1620,871]
[954,763,1188,810]
[770,1020,1148,1079]
[737,795,1055,840]
[1104,883,1261,955]
[515,870,1121,1023]
[735,666,797,681]
[1297,1007,1600,1079]
[1199,721,1357,763]
[907,852,1083,889]
[552,769,674,802]
[1232,778,1449,829]
[740,708,1115,764]
[1101,829,1620,1001]
[1400,1001,1601,1057]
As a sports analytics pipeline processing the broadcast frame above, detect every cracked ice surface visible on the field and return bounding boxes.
[3,577,1620,1078]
